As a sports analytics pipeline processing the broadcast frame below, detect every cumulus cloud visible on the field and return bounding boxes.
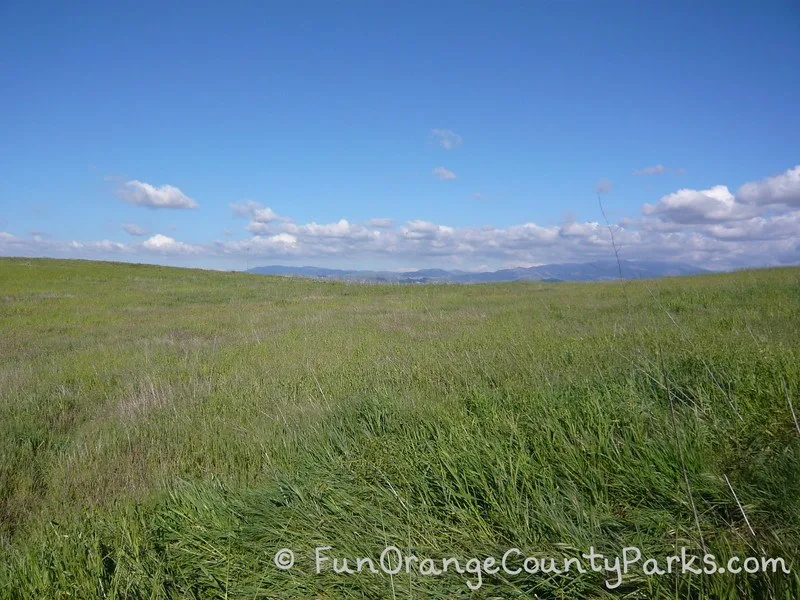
[5,165,800,270]
[634,164,686,176]
[635,166,800,257]
[402,220,455,240]
[269,233,298,247]
[255,208,279,222]
[223,233,299,255]
[20,238,132,254]
[635,164,666,175]
[117,180,198,209]
[736,165,800,208]
[245,233,298,251]
[217,169,798,266]
[559,221,602,238]
[0,231,194,261]
[86,240,128,252]
[123,222,148,236]
[431,129,463,150]
[246,222,271,235]
[4,207,798,270]
[231,200,281,223]
[643,185,760,224]
[702,211,800,242]
[142,234,199,254]
[595,178,613,194]
[285,219,380,241]
[232,201,288,236]
[433,166,456,180]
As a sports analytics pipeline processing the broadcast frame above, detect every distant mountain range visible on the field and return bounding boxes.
[248,260,711,283]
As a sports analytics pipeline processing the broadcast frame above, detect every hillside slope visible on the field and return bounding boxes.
[1,258,798,598]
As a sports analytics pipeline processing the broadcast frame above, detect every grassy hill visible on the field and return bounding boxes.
[1,257,798,598]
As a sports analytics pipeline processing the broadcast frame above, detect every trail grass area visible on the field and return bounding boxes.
[1,257,798,598]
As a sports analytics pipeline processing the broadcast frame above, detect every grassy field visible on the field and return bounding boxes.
[0,257,798,598]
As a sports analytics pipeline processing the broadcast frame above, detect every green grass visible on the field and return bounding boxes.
[1,257,798,598]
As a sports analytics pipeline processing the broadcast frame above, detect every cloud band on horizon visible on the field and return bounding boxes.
[2,165,799,270]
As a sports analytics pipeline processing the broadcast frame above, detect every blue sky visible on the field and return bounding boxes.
[1,1,798,271]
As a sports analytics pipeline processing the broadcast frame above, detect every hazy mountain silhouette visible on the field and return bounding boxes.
[248,260,710,283]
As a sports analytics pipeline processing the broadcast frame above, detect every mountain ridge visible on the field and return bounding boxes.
[248,260,711,283]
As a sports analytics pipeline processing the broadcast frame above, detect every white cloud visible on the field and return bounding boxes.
[142,234,199,254]
[246,222,270,235]
[633,166,800,259]
[231,200,281,223]
[433,166,456,180]
[634,164,666,175]
[431,129,463,150]
[0,234,133,258]
[117,180,198,209]
[292,219,354,238]
[267,233,298,248]
[223,233,299,255]
[702,211,800,242]
[232,201,287,236]
[505,223,560,245]
[254,208,279,223]
[633,164,686,176]
[285,219,379,241]
[402,220,455,240]
[643,185,760,224]
[123,222,148,236]
[736,165,800,208]
[5,165,800,270]
[595,178,613,194]
[633,164,667,175]
[215,212,722,267]
[3,207,797,269]
[88,240,128,252]
[559,221,602,238]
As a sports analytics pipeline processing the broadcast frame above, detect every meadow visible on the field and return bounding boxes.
[0,257,798,598]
